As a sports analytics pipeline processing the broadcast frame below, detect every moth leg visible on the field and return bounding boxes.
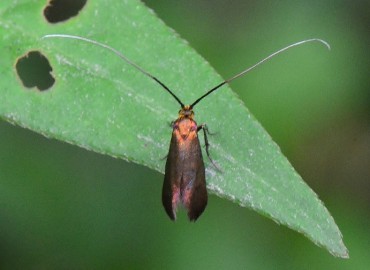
[197,124,221,172]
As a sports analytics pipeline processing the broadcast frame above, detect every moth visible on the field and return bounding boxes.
[43,34,329,221]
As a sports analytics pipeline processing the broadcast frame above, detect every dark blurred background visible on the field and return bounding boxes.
[1,0,369,269]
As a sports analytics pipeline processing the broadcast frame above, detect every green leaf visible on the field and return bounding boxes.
[0,0,347,257]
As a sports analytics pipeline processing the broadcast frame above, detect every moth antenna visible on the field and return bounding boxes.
[190,38,330,108]
[42,34,185,107]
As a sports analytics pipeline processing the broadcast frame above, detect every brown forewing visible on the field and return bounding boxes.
[162,118,208,221]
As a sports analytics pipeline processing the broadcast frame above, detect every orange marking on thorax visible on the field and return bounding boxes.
[174,118,198,147]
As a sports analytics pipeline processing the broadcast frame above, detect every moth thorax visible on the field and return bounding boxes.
[178,105,194,119]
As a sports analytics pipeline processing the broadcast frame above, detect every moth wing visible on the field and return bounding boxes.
[181,138,207,221]
[162,134,182,220]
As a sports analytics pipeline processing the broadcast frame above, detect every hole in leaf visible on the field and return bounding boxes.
[15,51,55,91]
[44,0,87,23]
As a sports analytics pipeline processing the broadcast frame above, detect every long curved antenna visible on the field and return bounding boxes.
[190,38,330,108]
[42,34,185,108]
